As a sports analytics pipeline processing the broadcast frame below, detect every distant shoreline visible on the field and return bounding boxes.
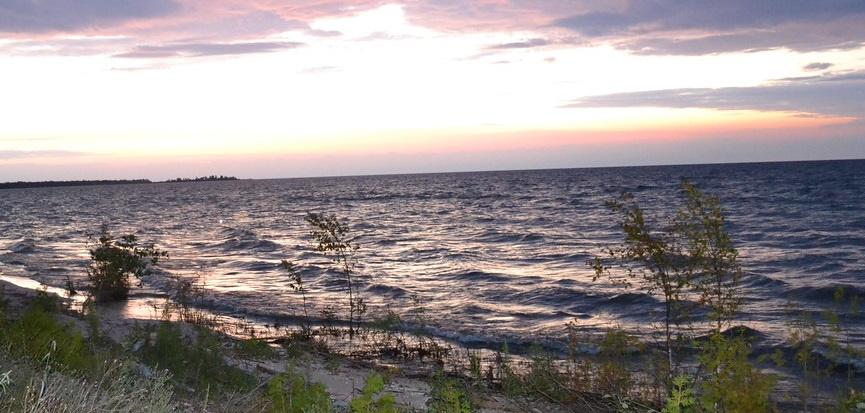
[0,176,238,190]
[2,157,864,189]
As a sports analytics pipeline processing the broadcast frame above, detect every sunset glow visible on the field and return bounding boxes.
[2,1,864,179]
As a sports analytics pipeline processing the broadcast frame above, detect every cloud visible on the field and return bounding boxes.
[307,29,342,37]
[554,0,865,54]
[3,1,865,59]
[557,1,865,35]
[113,41,303,58]
[299,65,340,74]
[403,0,593,32]
[564,71,865,118]
[0,0,180,33]
[111,63,170,71]
[152,10,310,40]
[804,62,833,71]
[487,38,549,49]
[0,35,129,56]
[0,150,86,159]
[0,1,365,58]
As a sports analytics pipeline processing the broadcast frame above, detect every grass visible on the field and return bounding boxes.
[0,293,96,374]
[349,373,397,413]
[0,293,177,412]
[128,321,257,394]
[427,373,475,413]
[0,356,177,413]
[266,365,332,413]
[236,337,279,360]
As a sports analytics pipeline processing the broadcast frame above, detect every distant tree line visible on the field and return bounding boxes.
[0,175,240,190]
[0,179,152,190]
[164,175,238,183]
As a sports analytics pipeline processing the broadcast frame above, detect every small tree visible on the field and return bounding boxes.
[87,228,166,301]
[675,183,774,412]
[281,259,311,337]
[305,213,364,337]
[591,191,692,385]
[676,181,741,334]
[593,182,775,410]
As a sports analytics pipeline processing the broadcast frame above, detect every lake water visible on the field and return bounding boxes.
[1,159,864,364]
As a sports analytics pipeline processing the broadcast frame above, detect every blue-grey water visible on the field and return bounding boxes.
[1,159,864,362]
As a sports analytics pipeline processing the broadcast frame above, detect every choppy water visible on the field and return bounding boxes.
[1,159,864,361]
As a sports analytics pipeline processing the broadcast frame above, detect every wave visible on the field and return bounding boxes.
[365,283,410,298]
[7,239,38,254]
[4,159,865,373]
[600,292,660,307]
[474,231,545,243]
[785,284,865,303]
[213,227,282,253]
[505,286,594,307]
[450,270,511,283]
[739,272,787,289]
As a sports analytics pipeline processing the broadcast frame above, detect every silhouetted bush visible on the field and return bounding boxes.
[87,228,166,301]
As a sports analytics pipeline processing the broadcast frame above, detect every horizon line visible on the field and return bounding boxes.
[3,156,864,186]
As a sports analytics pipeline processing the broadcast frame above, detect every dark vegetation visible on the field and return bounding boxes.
[0,181,863,412]
[0,179,152,190]
[87,228,167,301]
[0,175,238,190]
[164,175,238,182]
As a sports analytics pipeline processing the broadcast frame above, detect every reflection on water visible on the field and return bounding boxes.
[1,159,864,358]
[0,274,86,305]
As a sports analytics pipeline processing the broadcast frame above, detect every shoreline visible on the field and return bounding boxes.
[1,274,857,412]
[0,276,583,412]
[0,176,239,190]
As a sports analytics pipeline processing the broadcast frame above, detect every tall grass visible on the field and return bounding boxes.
[0,357,176,413]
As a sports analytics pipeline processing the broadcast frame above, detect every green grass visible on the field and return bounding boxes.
[0,296,95,373]
[0,348,176,413]
[427,373,474,413]
[266,366,332,413]
[130,322,257,393]
[349,373,397,413]
[236,337,278,360]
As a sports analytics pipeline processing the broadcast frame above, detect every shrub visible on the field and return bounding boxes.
[494,342,521,397]
[837,389,865,413]
[698,334,775,413]
[428,373,474,413]
[596,328,638,398]
[87,228,166,301]
[662,375,697,413]
[266,367,332,413]
[350,373,397,413]
[131,322,255,393]
[525,345,567,402]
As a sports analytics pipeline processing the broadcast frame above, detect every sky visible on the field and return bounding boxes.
[1,0,864,180]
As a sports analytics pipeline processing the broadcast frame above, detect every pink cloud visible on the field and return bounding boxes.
[2,1,864,58]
